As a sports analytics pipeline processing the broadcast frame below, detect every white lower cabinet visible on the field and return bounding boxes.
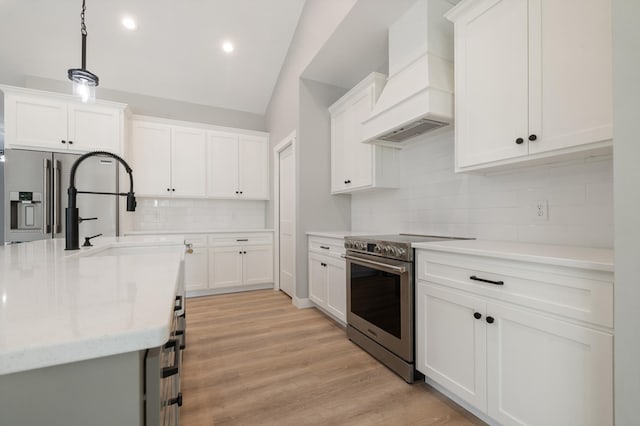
[209,246,244,288]
[485,301,612,426]
[162,232,273,294]
[209,244,273,288]
[307,236,346,324]
[183,236,208,292]
[415,248,613,426]
[417,284,487,410]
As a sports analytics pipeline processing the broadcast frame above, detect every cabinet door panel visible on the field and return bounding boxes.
[238,136,268,200]
[348,90,374,190]
[5,95,68,150]
[330,108,348,192]
[456,0,528,168]
[171,127,206,197]
[487,302,613,426]
[308,253,327,306]
[528,0,612,154]
[68,104,121,153]
[325,257,346,323]
[243,244,273,285]
[416,282,487,411]
[130,122,172,197]
[206,133,239,198]
[209,246,243,288]
[184,248,208,291]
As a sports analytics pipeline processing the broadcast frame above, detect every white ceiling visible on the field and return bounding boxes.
[0,0,306,115]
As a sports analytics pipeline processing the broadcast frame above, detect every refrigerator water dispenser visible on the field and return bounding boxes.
[9,191,43,232]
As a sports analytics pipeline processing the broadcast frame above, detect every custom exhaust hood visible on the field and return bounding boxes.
[362,0,454,146]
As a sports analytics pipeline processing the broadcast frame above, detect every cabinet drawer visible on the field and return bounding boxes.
[184,235,207,247]
[308,236,345,256]
[208,233,273,247]
[416,250,613,328]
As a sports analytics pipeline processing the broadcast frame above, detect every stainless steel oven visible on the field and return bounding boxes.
[345,234,472,383]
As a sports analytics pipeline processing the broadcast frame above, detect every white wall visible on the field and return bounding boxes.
[352,130,613,248]
[265,0,357,146]
[295,79,351,298]
[130,198,265,232]
[23,76,265,131]
[613,0,640,422]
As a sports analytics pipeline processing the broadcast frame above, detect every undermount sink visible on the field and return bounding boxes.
[82,245,183,257]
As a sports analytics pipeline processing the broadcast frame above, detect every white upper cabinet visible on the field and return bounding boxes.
[129,120,206,198]
[206,132,269,200]
[67,104,122,153]
[329,73,398,194]
[130,121,172,196]
[447,0,613,172]
[3,87,125,154]
[238,136,269,199]
[171,127,207,198]
[130,117,269,200]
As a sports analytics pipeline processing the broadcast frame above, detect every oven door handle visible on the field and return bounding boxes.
[344,255,407,274]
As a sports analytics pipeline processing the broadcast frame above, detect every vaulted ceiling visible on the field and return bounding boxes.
[0,0,306,115]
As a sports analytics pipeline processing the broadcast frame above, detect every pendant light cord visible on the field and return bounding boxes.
[80,0,87,70]
[80,0,87,36]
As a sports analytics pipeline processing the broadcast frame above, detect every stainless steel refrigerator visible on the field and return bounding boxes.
[3,149,119,244]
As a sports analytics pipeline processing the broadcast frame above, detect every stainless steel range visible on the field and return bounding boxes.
[344,234,472,383]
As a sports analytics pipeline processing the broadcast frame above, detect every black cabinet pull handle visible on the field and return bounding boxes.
[68,140,73,145]
[61,140,66,144]
[172,188,175,192]
[515,138,524,145]
[162,365,178,378]
[320,245,330,250]
[239,251,242,254]
[529,134,537,141]
[243,251,247,254]
[168,392,183,407]
[486,316,495,324]
[235,191,239,194]
[174,295,183,312]
[236,239,248,242]
[473,312,482,320]
[470,275,504,286]
[163,339,177,350]
[167,188,170,192]
[239,191,243,194]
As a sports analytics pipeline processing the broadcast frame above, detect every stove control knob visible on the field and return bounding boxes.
[390,247,400,257]
[374,244,382,253]
[383,246,391,255]
[397,248,406,257]
[358,242,366,250]
[345,241,352,249]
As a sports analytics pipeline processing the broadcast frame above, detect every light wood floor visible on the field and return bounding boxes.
[181,290,485,426]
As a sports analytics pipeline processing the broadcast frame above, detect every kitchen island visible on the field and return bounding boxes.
[0,236,186,426]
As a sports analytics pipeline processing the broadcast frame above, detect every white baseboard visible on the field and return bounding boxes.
[292,297,314,309]
[186,283,273,298]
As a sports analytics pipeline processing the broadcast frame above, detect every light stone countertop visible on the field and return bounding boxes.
[412,239,614,272]
[306,231,373,239]
[0,235,186,375]
[124,229,273,236]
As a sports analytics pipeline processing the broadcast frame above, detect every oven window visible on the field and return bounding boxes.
[350,263,401,338]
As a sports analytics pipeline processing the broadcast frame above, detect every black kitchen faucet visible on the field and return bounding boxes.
[65,151,137,250]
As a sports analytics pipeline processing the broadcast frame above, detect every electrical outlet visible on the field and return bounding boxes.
[533,199,548,221]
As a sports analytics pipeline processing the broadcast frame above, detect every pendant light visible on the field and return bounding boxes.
[67,0,99,103]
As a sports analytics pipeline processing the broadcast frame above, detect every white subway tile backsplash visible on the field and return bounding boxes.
[130,198,266,231]
[352,130,613,248]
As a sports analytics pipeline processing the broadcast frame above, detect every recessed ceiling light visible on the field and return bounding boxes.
[122,16,137,31]
[222,41,234,53]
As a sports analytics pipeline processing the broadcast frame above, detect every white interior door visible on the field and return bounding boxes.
[278,143,295,297]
